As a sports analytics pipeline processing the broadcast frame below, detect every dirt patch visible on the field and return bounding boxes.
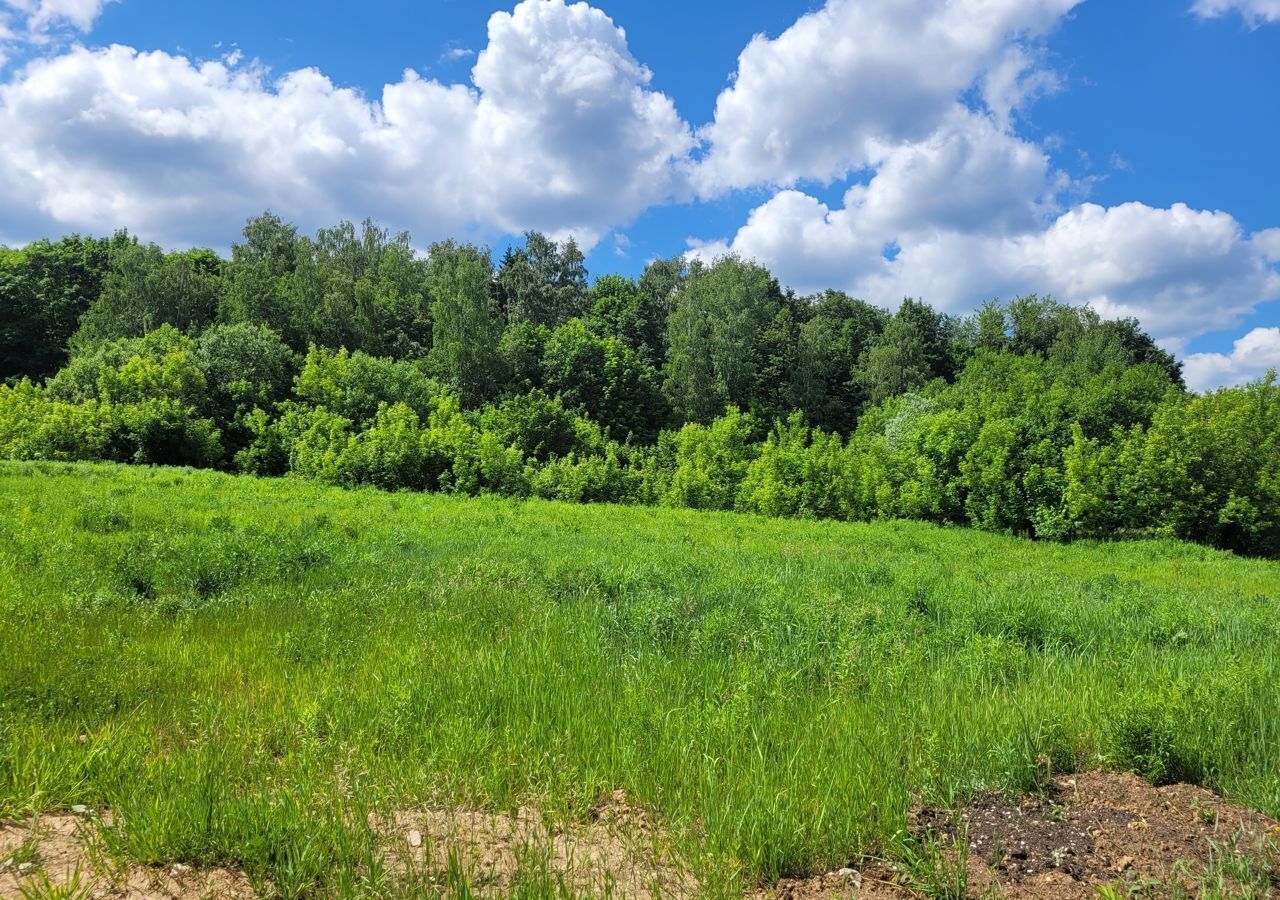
[0,813,254,899]
[755,772,1279,899]
[6,776,1277,898]
[907,771,1280,898]
[384,790,698,898]
[757,867,906,900]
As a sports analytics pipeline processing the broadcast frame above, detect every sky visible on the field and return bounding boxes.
[0,0,1278,391]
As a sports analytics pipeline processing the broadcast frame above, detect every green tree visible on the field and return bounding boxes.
[663,256,783,423]
[218,212,303,344]
[496,232,588,327]
[854,317,933,407]
[587,273,668,363]
[543,318,667,443]
[74,236,222,348]
[0,235,111,379]
[426,241,503,406]
[792,291,889,432]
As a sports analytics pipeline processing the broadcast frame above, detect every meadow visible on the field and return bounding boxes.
[1,461,1278,897]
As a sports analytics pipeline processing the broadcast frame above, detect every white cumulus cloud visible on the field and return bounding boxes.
[687,0,1280,373]
[2,0,112,32]
[693,0,1082,194]
[1191,0,1280,27]
[0,0,694,250]
[0,0,112,65]
[1184,328,1280,391]
[696,184,1280,353]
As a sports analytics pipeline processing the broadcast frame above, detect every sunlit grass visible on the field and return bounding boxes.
[1,460,1277,896]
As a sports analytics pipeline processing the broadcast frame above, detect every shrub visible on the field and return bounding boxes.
[0,380,115,462]
[478,390,582,463]
[663,406,759,511]
[1105,688,1193,785]
[531,448,641,504]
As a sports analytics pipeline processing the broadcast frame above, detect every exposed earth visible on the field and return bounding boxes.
[2,773,1276,898]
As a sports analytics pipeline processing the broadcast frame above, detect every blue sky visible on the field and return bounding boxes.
[0,0,1277,389]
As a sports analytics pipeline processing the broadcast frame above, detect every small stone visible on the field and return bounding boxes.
[835,868,861,888]
[171,863,193,877]
[407,829,422,848]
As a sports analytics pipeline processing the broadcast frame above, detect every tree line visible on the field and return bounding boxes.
[1,215,1276,556]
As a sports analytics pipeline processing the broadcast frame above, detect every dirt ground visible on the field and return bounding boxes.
[769,771,1280,899]
[382,789,699,898]
[0,811,255,899]
[3,773,1277,898]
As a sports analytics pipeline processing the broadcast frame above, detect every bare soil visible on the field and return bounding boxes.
[4,774,1277,898]
[767,771,1280,899]
[382,789,698,899]
[0,813,254,899]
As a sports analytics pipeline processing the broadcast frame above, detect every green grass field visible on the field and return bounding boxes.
[1,461,1278,897]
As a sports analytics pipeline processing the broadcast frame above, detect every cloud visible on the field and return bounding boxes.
[695,180,1280,353]
[439,43,474,63]
[1191,0,1280,27]
[0,0,693,250]
[0,0,112,65]
[2,0,112,32]
[693,0,1082,194]
[691,109,1062,291]
[1184,328,1280,391]
[686,0,1280,373]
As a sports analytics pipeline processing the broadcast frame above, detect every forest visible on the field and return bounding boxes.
[1,214,1277,557]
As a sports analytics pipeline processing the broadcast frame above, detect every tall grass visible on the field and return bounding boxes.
[1,460,1278,896]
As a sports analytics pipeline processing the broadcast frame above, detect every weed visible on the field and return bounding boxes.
[890,823,969,899]
[2,461,1280,895]
[5,832,42,869]
[16,866,94,900]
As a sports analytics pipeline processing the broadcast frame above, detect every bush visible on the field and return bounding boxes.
[0,380,114,462]
[662,406,759,511]
[195,322,296,451]
[478,390,583,463]
[531,448,641,504]
[294,345,445,426]
[278,406,359,485]
[112,398,223,467]
[737,415,859,520]
[1105,688,1193,785]
[356,403,436,491]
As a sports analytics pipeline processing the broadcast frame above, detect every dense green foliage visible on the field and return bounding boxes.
[1,462,1277,895]
[2,215,1277,556]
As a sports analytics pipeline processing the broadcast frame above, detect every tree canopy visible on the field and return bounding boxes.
[1,212,1273,557]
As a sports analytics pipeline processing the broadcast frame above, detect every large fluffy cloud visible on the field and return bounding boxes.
[1184,328,1280,391]
[1191,0,1280,26]
[1,0,1278,389]
[689,0,1280,363]
[693,0,1081,194]
[693,106,1280,352]
[0,0,693,249]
